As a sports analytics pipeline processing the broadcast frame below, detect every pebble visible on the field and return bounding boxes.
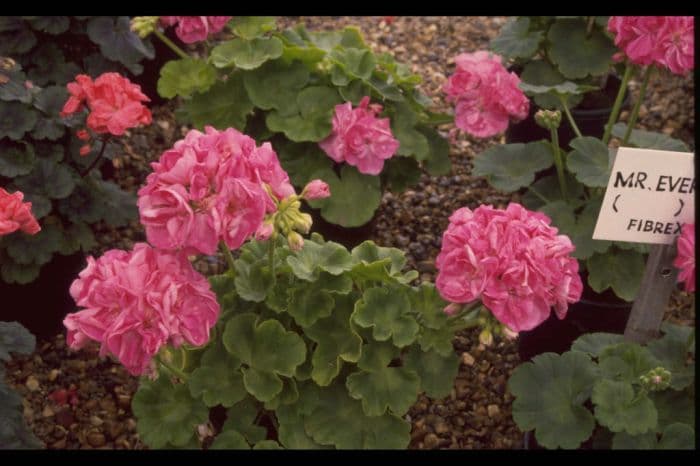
[90,416,104,427]
[87,431,107,448]
[25,376,40,392]
[42,406,55,418]
[423,433,440,449]
[51,438,67,449]
[487,404,500,418]
[434,421,450,434]
[48,369,60,382]
[461,352,475,366]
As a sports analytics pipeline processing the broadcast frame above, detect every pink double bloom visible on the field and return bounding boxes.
[160,16,232,44]
[673,223,695,293]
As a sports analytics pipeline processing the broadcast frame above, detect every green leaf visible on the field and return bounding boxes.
[0,20,36,55]
[391,102,429,160]
[330,47,376,80]
[223,398,267,444]
[351,241,408,278]
[539,198,611,260]
[188,343,246,407]
[304,384,410,449]
[338,79,372,105]
[210,430,249,450]
[26,43,81,86]
[86,16,154,71]
[651,389,695,431]
[307,164,382,227]
[287,286,335,327]
[286,237,354,281]
[352,287,418,347]
[509,351,598,449]
[404,346,459,399]
[519,81,597,98]
[472,141,553,192]
[58,221,97,255]
[419,125,451,176]
[521,173,585,210]
[0,101,38,140]
[31,85,69,141]
[410,284,454,356]
[490,17,543,59]
[132,376,208,449]
[276,141,334,187]
[222,313,306,377]
[4,223,62,266]
[21,191,51,220]
[0,143,36,177]
[598,342,659,383]
[612,431,657,449]
[242,60,309,113]
[646,323,695,390]
[253,440,282,449]
[0,259,40,284]
[0,322,36,362]
[157,58,217,98]
[263,376,299,410]
[233,244,274,302]
[611,123,690,152]
[571,333,625,357]
[658,423,694,449]
[305,295,363,386]
[14,158,75,199]
[346,366,420,416]
[241,366,283,402]
[276,404,328,449]
[592,379,657,434]
[0,67,33,103]
[586,248,645,301]
[229,16,277,40]
[567,136,612,187]
[306,27,367,52]
[180,73,253,131]
[27,16,69,34]
[384,156,421,192]
[519,60,584,110]
[211,37,283,70]
[266,85,340,142]
[547,19,616,79]
[356,341,399,373]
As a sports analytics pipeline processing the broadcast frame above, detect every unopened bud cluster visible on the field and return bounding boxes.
[131,16,159,38]
[534,109,562,130]
[639,367,672,392]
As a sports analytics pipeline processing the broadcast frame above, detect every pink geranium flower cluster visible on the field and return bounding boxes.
[435,203,583,333]
[137,126,295,255]
[0,187,41,236]
[443,51,529,139]
[608,16,694,75]
[64,243,220,375]
[319,96,400,175]
[673,223,695,293]
[160,16,231,44]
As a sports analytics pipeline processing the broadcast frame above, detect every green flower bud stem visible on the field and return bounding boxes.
[153,29,190,60]
[219,241,236,276]
[449,317,483,332]
[602,62,633,145]
[526,185,552,204]
[80,136,110,178]
[622,65,654,146]
[557,96,583,139]
[155,353,188,381]
[446,301,482,322]
[549,128,568,202]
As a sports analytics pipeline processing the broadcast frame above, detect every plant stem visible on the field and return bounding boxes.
[153,29,190,60]
[449,318,482,332]
[526,185,551,204]
[550,128,568,201]
[602,63,633,145]
[219,241,236,275]
[156,354,188,381]
[80,137,109,178]
[558,96,583,139]
[585,16,596,38]
[268,238,275,278]
[622,66,654,146]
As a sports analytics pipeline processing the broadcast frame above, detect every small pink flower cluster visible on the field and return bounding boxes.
[64,243,220,375]
[443,51,529,139]
[435,203,582,333]
[608,16,694,75]
[319,96,400,175]
[0,187,41,236]
[137,126,294,255]
[160,16,231,44]
[61,73,152,155]
[673,223,695,293]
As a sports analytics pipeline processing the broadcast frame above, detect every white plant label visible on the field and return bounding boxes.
[593,147,695,245]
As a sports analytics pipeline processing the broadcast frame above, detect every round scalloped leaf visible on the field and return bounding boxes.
[286,237,354,281]
[1,101,38,140]
[611,123,690,152]
[304,384,410,449]
[356,341,398,373]
[0,68,32,103]
[547,19,616,79]
[521,173,585,210]
[0,23,36,55]
[571,333,625,357]
[210,430,249,450]
[519,81,597,98]
[352,286,418,347]
[132,376,208,449]
[391,103,429,160]
[180,73,253,131]
[351,241,407,277]
[597,342,660,384]
[647,324,695,390]
[31,85,68,140]
[338,79,372,105]
[419,125,451,176]
[27,16,69,34]
[0,143,36,177]
[266,85,340,142]
[0,321,36,362]
[20,191,50,220]
[346,366,420,416]
[473,141,554,193]
[612,431,657,449]
[157,58,217,99]
[490,17,543,59]
[539,198,611,260]
[508,351,598,449]
[241,366,283,402]
[658,423,694,450]
[229,16,277,40]
[567,136,612,187]
[287,286,335,327]
[276,141,334,187]
[26,43,81,86]
[223,397,267,444]
[276,404,329,449]
[330,47,376,80]
[520,60,584,110]
[233,244,274,303]
[592,379,657,435]
[86,16,154,71]
[211,37,283,70]
[0,259,40,284]
[242,60,309,113]
[14,158,76,200]
[5,222,62,266]
[586,248,645,301]
[306,164,382,227]
[263,376,299,410]
[188,343,246,408]
[403,346,459,399]
[410,285,454,356]
[222,313,306,377]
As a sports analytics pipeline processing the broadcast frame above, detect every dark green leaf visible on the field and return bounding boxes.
[0,322,36,362]
[0,259,40,284]
[229,17,277,40]
[547,19,616,79]
[346,366,420,416]
[188,343,246,407]
[27,16,69,34]
[592,379,657,434]
[181,73,253,131]
[242,60,309,113]
[223,398,267,444]
[568,136,613,187]
[473,141,554,192]
[490,17,543,59]
[286,236,354,281]
[210,430,249,449]
[384,156,422,192]
[210,37,283,70]
[419,125,451,176]
[0,143,36,177]
[86,16,154,71]
[586,248,645,301]
[612,431,657,449]
[519,60,584,110]
[571,333,625,357]
[14,158,75,199]
[287,286,334,327]
[658,423,694,450]
[0,101,38,140]
[4,223,62,266]
[352,286,418,347]
[403,346,459,399]
[611,123,690,152]
[157,58,217,98]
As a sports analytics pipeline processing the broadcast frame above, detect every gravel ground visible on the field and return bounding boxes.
[3,16,695,450]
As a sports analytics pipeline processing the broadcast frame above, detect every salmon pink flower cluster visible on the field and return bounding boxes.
[443,51,529,138]
[319,96,400,175]
[673,223,695,293]
[608,16,694,75]
[137,126,295,255]
[0,187,41,236]
[64,243,220,376]
[435,203,582,333]
[160,16,232,44]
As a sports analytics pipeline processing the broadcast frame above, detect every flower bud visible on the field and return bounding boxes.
[79,144,92,156]
[639,367,672,392]
[287,231,304,252]
[478,328,493,346]
[443,302,462,315]
[254,221,274,241]
[502,326,518,340]
[131,16,159,38]
[302,179,331,200]
[534,109,562,130]
[76,129,90,141]
[294,213,313,234]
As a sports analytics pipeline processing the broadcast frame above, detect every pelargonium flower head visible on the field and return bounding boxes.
[0,187,41,236]
[435,203,582,333]
[64,243,220,376]
[301,179,331,200]
[443,51,529,138]
[159,16,232,44]
[673,223,695,293]
[319,96,400,175]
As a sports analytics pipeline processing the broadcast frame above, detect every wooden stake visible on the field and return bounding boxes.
[624,244,679,344]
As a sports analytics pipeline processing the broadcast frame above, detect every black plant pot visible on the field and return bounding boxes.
[304,204,375,250]
[0,252,86,340]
